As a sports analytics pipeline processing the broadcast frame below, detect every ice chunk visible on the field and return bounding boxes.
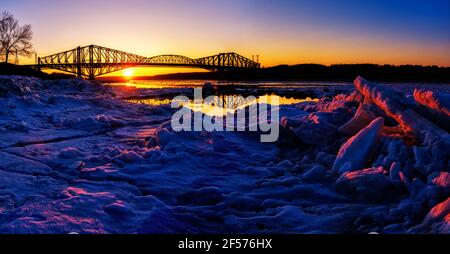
[155,128,177,146]
[315,152,335,167]
[103,201,135,217]
[114,150,144,164]
[413,146,431,169]
[335,167,390,202]
[413,89,450,132]
[284,113,339,145]
[332,117,384,174]
[354,76,450,147]
[413,89,450,117]
[428,172,450,194]
[302,165,327,183]
[58,147,84,159]
[339,103,376,136]
[388,162,401,183]
[410,197,450,233]
[380,139,409,168]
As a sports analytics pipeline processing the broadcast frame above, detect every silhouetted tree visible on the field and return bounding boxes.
[0,11,33,63]
[0,13,10,62]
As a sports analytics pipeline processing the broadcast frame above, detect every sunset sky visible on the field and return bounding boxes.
[3,0,450,76]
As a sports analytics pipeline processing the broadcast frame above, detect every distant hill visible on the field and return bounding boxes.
[100,64,450,83]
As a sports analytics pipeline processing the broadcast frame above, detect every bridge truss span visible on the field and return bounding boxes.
[196,52,260,69]
[144,54,197,66]
[35,45,260,79]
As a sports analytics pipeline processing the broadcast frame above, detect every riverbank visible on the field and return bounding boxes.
[0,75,448,233]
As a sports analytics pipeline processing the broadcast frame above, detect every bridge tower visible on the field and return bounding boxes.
[76,46,82,78]
[217,53,222,71]
[216,53,226,72]
[88,45,95,80]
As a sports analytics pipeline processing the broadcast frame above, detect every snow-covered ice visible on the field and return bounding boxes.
[0,75,448,234]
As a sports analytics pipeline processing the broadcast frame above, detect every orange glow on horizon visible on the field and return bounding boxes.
[108,67,209,77]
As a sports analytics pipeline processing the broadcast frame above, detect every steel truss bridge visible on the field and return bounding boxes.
[33,45,260,79]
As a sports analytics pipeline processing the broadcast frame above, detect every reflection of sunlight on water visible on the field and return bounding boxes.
[188,95,318,116]
[257,95,317,106]
[128,95,318,116]
[127,98,173,106]
[107,80,352,89]
[110,80,211,89]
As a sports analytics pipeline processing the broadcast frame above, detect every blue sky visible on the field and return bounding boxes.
[2,0,450,69]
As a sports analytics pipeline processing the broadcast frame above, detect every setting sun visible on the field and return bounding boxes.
[123,69,134,77]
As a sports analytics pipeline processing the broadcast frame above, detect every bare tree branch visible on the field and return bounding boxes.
[0,11,33,63]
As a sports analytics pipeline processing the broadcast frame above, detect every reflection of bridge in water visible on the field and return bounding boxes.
[30,45,260,80]
[207,95,257,109]
[128,95,258,110]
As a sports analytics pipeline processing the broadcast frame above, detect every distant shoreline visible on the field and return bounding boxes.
[98,75,450,84]
[1,63,449,83]
[98,64,450,84]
